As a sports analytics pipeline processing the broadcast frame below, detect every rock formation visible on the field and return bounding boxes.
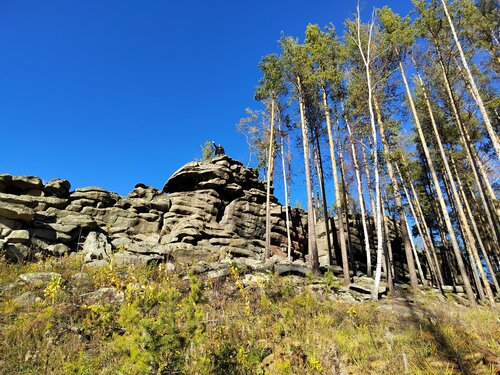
[0,156,404,273]
[0,157,307,266]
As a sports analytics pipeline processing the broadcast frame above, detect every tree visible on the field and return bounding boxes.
[439,0,500,160]
[345,4,384,300]
[255,54,287,259]
[305,23,350,282]
[200,141,215,161]
[280,36,320,273]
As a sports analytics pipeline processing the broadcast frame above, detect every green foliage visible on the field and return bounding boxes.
[200,140,215,161]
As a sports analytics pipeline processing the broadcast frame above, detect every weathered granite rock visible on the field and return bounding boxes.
[43,178,71,198]
[0,201,34,222]
[82,232,111,263]
[18,272,64,287]
[11,176,43,192]
[14,291,42,306]
[81,287,124,305]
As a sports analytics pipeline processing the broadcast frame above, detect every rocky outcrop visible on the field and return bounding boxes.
[0,156,404,271]
[0,157,307,265]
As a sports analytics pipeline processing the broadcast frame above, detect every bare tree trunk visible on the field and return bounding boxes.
[338,131,356,277]
[450,155,500,296]
[279,121,292,260]
[398,57,477,306]
[354,5,383,299]
[345,117,372,279]
[264,99,276,259]
[406,215,427,286]
[416,69,495,306]
[425,171,457,287]
[373,96,418,291]
[440,0,500,160]
[313,136,333,265]
[361,141,377,220]
[441,168,486,301]
[322,87,348,273]
[297,77,319,274]
[396,162,443,291]
[382,193,394,293]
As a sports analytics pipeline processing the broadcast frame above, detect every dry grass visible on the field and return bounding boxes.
[0,256,498,374]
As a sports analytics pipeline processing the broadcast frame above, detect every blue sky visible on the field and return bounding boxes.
[0,0,413,198]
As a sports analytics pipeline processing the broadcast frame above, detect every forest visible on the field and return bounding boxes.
[238,0,499,307]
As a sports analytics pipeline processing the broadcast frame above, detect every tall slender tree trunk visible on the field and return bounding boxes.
[313,136,333,265]
[354,7,383,299]
[406,215,427,286]
[361,141,377,221]
[382,193,395,292]
[373,96,418,290]
[338,131,356,277]
[345,117,372,278]
[264,99,276,259]
[450,155,500,297]
[279,121,293,260]
[441,168,486,301]
[398,57,477,306]
[297,77,319,274]
[416,70,495,306]
[425,170,457,287]
[322,87,348,274]
[396,162,443,291]
[440,0,500,160]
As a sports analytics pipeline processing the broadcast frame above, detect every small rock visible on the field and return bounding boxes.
[207,267,230,281]
[113,252,163,265]
[5,230,30,243]
[81,287,124,305]
[274,260,310,277]
[14,291,42,306]
[18,272,64,287]
[47,243,70,256]
[4,243,31,261]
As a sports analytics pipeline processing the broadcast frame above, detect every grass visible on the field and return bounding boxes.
[0,255,498,374]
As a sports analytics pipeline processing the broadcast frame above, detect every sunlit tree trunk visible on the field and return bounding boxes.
[353,6,383,299]
[278,121,292,260]
[398,57,476,306]
[373,96,418,291]
[381,193,394,292]
[264,99,276,259]
[450,154,500,297]
[297,77,319,274]
[396,162,443,291]
[322,87,348,272]
[425,51,500,250]
[345,116,372,279]
[416,70,495,306]
[313,136,333,265]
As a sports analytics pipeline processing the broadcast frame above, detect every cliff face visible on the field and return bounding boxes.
[0,156,306,266]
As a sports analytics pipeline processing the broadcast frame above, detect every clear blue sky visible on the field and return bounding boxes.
[0,0,413,197]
